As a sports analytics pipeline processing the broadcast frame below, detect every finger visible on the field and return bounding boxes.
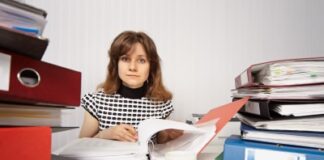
[123,133,137,142]
[119,131,137,142]
[122,124,137,135]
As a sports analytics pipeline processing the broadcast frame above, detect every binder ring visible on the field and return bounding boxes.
[17,68,41,88]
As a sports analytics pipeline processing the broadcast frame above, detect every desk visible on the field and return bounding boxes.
[197,137,224,160]
[199,153,220,160]
[197,119,240,160]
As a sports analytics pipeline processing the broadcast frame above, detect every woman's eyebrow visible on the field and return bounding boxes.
[137,54,147,57]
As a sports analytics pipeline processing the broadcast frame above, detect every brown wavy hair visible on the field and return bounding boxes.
[100,31,172,101]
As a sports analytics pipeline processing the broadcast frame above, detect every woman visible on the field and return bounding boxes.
[79,31,182,143]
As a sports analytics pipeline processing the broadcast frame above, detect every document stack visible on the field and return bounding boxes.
[0,1,81,160]
[223,57,324,160]
[0,0,48,60]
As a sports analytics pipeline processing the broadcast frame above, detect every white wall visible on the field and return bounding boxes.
[25,0,324,150]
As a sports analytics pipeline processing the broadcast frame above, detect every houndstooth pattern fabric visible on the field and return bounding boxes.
[81,91,174,130]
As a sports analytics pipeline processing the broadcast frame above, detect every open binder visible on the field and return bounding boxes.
[53,97,249,160]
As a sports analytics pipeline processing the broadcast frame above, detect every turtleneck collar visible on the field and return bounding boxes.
[117,83,147,99]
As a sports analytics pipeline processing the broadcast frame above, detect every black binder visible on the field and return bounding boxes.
[0,26,49,60]
[238,98,324,119]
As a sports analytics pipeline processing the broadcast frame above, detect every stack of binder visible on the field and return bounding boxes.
[0,0,48,60]
[0,1,81,160]
[223,57,324,160]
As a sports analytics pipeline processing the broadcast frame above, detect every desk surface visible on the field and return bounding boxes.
[197,137,225,160]
[197,120,240,160]
[198,153,220,160]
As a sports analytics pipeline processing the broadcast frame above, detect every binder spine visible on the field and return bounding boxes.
[224,136,324,160]
[0,52,81,106]
[0,27,48,60]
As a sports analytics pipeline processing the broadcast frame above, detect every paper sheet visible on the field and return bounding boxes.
[0,52,11,91]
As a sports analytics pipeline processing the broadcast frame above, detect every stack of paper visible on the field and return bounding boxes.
[52,138,146,160]
[234,57,324,88]
[256,61,324,86]
[232,57,324,153]
[272,103,324,117]
[0,103,79,127]
[237,99,324,119]
[237,113,324,132]
[241,123,324,149]
[232,84,324,99]
[0,1,47,36]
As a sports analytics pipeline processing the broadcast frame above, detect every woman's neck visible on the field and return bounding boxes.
[117,83,147,99]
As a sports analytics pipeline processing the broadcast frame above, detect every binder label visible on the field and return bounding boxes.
[0,53,11,91]
[240,70,248,85]
[244,148,306,160]
[245,101,261,115]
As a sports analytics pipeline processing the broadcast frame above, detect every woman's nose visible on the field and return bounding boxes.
[128,61,137,71]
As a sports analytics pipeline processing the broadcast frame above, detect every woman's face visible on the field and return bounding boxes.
[118,43,150,89]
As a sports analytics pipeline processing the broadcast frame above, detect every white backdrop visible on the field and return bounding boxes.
[25,0,324,150]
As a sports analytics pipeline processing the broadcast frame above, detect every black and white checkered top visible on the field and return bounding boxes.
[81,90,174,130]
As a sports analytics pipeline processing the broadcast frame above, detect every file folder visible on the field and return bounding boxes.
[234,57,324,89]
[240,123,324,149]
[0,126,51,160]
[223,135,324,160]
[0,26,48,60]
[232,84,324,100]
[237,99,324,119]
[237,113,324,132]
[0,51,81,106]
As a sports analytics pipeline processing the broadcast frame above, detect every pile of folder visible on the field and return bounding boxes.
[223,57,324,160]
[0,1,81,160]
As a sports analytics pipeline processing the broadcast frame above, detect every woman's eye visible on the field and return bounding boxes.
[120,57,129,62]
[138,58,146,64]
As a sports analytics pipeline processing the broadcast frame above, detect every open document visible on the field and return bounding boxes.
[53,97,249,160]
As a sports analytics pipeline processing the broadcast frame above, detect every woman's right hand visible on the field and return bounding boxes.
[98,124,138,142]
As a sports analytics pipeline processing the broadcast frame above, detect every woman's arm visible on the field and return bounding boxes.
[79,111,100,138]
[79,111,138,142]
